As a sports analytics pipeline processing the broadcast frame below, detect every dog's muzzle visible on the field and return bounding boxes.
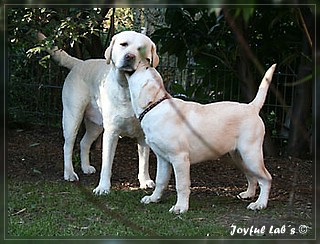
[120,53,136,71]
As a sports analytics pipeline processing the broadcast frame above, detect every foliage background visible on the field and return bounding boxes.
[6,5,314,158]
[2,1,317,242]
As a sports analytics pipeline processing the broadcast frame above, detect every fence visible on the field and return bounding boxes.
[8,53,296,149]
[8,54,67,127]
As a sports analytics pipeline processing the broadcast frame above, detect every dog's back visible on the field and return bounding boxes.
[65,59,110,88]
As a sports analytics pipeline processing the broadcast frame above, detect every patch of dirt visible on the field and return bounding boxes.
[7,125,314,232]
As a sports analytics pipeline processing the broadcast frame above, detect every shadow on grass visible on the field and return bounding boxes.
[7,179,314,239]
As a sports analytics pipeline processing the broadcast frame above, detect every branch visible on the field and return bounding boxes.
[297,8,312,48]
[222,7,264,75]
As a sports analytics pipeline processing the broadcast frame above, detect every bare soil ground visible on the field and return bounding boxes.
[7,125,314,235]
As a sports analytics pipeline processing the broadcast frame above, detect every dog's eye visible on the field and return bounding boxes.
[120,42,128,47]
[146,58,151,63]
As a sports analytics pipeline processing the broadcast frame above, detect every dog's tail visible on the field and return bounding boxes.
[37,32,82,70]
[250,64,277,111]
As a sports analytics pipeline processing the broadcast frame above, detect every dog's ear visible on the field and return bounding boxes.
[138,79,160,109]
[105,35,116,64]
[150,43,159,68]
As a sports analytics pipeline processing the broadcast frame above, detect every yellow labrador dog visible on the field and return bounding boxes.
[125,62,276,214]
[38,31,159,194]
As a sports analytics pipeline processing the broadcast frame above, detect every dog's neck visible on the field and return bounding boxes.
[138,95,169,122]
[103,65,133,108]
[127,67,170,121]
[112,66,129,88]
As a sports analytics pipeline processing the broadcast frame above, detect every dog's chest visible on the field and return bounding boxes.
[99,97,142,138]
[99,75,143,138]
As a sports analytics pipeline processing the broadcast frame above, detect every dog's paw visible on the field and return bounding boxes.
[247,201,267,210]
[93,185,110,195]
[141,195,160,204]
[139,179,155,189]
[82,165,96,175]
[64,171,79,181]
[169,205,188,214]
[238,191,255,199]
[141,195,153,204]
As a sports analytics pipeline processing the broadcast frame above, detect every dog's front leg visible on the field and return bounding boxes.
[137,137,155,189]
[93,130,119,195]
[169,154,191,214]
[141,155,171,204]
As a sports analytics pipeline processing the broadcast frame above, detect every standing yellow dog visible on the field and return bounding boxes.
[38,31,158,194]
[125,62,276,214]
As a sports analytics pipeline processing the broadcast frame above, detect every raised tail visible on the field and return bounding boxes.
[250,64,277,110]
[37,32,82,70]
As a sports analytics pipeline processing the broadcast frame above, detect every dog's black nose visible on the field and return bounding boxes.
[125,53,136,61]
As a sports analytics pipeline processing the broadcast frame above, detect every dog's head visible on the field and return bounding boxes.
[126,62,168,110]
[105,31,159,72]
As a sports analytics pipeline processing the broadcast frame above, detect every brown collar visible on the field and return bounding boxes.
[139,95,169,122]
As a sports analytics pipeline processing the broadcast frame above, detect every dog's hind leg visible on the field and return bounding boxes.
[239,174,258,199]
[249,166,272,210]
[80,119,103,175]
[137,137,155,189]
[62,81,90,181]
[238,148,272,210]
[229,151,257,199]
[62,107,84,181]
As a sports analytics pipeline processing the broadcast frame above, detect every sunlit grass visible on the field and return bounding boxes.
[7,179,313,239]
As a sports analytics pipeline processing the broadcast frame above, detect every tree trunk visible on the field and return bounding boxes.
[144,8,166,35]
[83,8,111,58]
[287,64,312,157]
[106,8,115,46]
[287,8,313,157]
[133,8,142,33]
[86,35,104,58]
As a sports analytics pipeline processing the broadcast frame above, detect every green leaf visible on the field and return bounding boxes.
[242,8,255,24]
[29,143,40,147]
[171,83,186,95]
[32,168,42,174]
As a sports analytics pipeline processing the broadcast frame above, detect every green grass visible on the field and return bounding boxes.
[7,180,229,238]
[6,179,314,239]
